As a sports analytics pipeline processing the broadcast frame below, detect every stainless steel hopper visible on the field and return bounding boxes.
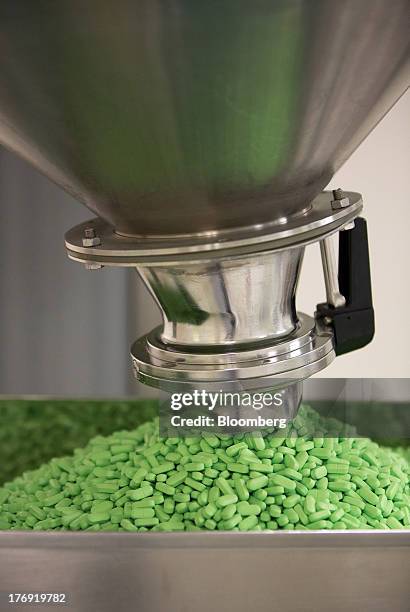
[0,0,409,388]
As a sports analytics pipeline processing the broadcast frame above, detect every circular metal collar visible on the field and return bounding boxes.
[131,314,335,388]
[65,191,362,266]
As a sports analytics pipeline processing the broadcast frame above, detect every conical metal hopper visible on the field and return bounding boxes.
[0,0,408,393]
[0,0,408,239]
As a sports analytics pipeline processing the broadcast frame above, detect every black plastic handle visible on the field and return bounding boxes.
[316,217,375,356]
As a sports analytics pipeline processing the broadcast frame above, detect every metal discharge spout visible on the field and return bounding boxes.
[137,248,303,348]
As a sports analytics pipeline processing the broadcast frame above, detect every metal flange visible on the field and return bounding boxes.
[131,314,335,389]
[65,191,362,266]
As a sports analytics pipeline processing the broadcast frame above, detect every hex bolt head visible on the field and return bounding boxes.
[82,226,101,247]
[331,188,350,210]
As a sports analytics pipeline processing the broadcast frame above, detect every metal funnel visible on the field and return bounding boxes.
[0,0,408,240]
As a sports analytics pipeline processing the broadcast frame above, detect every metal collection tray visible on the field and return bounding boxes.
[1,530,409,612]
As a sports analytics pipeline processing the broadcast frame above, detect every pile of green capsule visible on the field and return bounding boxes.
[0,399,157,484]
[0,407,409,532]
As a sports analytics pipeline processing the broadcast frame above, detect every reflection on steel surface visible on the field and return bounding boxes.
[0,532,409,612]
[0,0,408,238]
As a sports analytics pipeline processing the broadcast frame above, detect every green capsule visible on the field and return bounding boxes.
[89,512,111,524]
[208,486,220,503]
[134,517,159,527]
[309,448,333,460]
[237,501,260,516]
[270,475,296,491]
[247,476,268,491]
[328,480,352,493]
[309,510,331,522]
[43,493,64,507]
[128,485,154,501]
[294,504,308,526]
[311,466,327,480]
[357,486,379,506]
[166,471,187,487]
[239,515,258,531]
[223,515,242,530]
[204,468,218,479]
[284,508,299,524]
[306,520,329,530]
[216,494,238,508]
[326,463,349,475]
[304,495,316,515]
[226,443,248,457]
[197,490,209,507]
[283,494,300,509]
[247,463,272,474]
[227,463,249,475]
[185,462,205,472]
[221,504,236,520]
[277,515,289,527]
[386,482,400,500]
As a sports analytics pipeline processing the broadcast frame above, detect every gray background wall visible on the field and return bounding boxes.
[0,151,142,396]
[299,90,410,379]
[0,91,408,398]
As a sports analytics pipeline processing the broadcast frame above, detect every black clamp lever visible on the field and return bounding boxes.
[316,217,375,356]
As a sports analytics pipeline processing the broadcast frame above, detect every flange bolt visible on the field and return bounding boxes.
[331,188,350,210]
[82,227,101,247]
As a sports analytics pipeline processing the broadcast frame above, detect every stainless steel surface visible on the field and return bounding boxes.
[64,190,357,387]
[65,192,352,388]
[128,237,336,387]
[131,314,335,386]
[0,531,409,612]
[137,249,303,347]
[320,236,346,308]
[145,314,328,365]
[0,1,408,239]
[65,191,363,263]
